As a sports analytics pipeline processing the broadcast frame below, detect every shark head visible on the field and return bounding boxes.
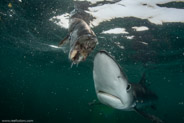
[93,51,135,110]
[93,51,163,123]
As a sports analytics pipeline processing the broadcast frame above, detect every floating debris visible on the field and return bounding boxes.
[8,3,12,8]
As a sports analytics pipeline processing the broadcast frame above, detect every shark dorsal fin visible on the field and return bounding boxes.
[139,72,146,86]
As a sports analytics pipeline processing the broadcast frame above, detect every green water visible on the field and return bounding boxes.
[0,0,184,123]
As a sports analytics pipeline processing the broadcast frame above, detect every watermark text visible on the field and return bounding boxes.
[2,119,34,123]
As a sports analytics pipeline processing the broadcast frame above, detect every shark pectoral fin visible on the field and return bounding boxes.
[150,105,157,110]
[88,99,102,106]
[58,34,70,47]
[134,107,164,123]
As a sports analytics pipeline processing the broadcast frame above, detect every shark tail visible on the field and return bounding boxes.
[134,107,164,123]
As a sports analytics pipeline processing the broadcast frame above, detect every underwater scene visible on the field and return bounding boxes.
[0,0,184,123]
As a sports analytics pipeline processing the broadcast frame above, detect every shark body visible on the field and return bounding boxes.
[93,51,163,123]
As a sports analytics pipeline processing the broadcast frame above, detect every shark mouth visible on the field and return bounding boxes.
[97,90,122,102]
[96,90,125,109]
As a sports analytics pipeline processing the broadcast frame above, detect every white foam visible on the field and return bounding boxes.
[19,0,22,2]
[125,35,134,39]
[75,0,184,5]
[49,45,61,49]
[50,13,69,29]
[50,0,184,28]
[74,0,114,4]
[140,42,148,45]
[87,0,184,26]
[132,26,149,31]
[114,42,125,49]
[101,28,128,34]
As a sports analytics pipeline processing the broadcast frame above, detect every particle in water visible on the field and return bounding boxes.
[8,3,12,8]
[99,113,103,115]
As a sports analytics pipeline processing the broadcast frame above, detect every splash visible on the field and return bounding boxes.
[50,13,69,29]
[132,26,149,31]
[50,0,184,28]
[86,0,184,26]
[101,28,128,34]
[49,45,61,49]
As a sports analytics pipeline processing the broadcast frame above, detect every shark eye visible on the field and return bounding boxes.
[126,84,131,92]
